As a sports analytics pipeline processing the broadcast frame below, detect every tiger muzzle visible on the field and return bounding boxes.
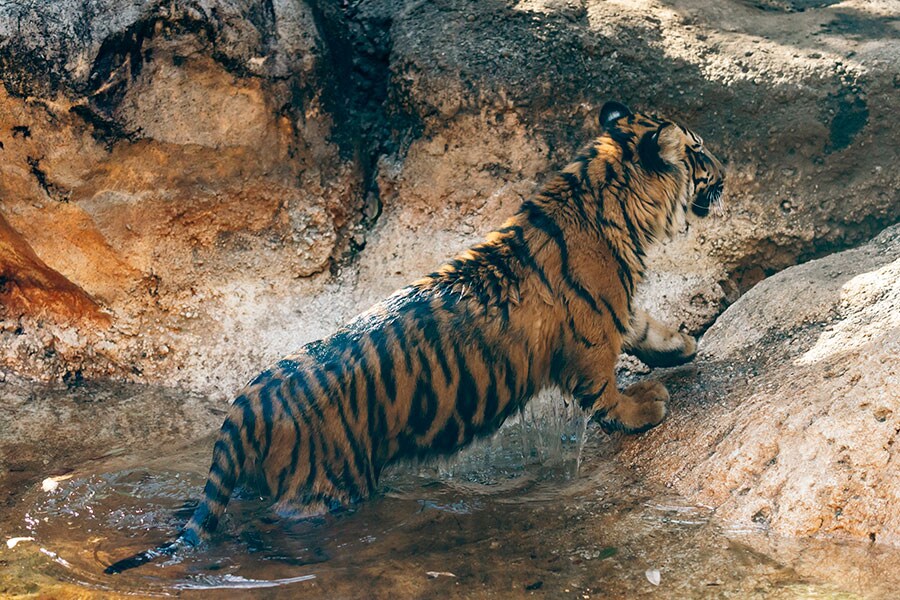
[692,180,724,217]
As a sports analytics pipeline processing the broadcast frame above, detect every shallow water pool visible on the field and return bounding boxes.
[0,381,897,598]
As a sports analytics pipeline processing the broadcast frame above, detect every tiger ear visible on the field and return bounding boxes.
[599,101,633,128]
[638,124,681,171]
[655,124,683,164]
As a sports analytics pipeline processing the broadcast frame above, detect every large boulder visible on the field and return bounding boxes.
[619,223,900,545]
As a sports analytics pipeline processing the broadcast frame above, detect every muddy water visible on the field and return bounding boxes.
[1,381,898,599]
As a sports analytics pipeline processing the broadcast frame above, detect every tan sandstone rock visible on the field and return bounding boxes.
[619,223,900,545]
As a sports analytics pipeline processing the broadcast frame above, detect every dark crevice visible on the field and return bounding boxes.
[826,90,869,153]
[84,10,217,122]
[69,104,140,149]
[724,213,900,298]
[307,0,391,234]
[27,156,70,203]
[692,211,899,340]
[306,0,422,241]
[739,0,841,12]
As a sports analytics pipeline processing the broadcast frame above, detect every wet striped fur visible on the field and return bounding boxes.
[105,101,725,574]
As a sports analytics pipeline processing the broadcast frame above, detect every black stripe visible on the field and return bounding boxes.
[549,346,567,385]
[453,341,479,429]
[203,473,232,506]
[409,347,437,436]
[293,368,326,424]
[617,194,644,255]
[596,165,624,232]
[578,156,594,201]
[413,303,453,383]
[504,225,553,292]
[467,325,499,426]
[362,360,380,463]
[249,368,273,386]
[285,378,318,494]
[260,383,275,462]
[607,126,635,162]
[599,295,627,334]
[276,465,290,500]
[605,162,617,184]
[567,315,595,347]
[478,245,519,318]
[371,329,397,402]
[342,458,358,501]
[213,439,236,476]
[318,437,348,497]
[236,395,261,458]
[559,171,591,225]
[308,365,366,499]
[321,363,375,494]
[578,381,608,410]
[391,318,414,373]
[616,262,635,300]
[637,127,672,173]
[305,426,317,491]
[273,383,302,498]
[347,367,360,421]
[221,419,246,469]
[523,202,612,322]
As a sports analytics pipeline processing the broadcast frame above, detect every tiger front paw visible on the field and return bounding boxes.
[595,380,669,435]
[630,332,697,368]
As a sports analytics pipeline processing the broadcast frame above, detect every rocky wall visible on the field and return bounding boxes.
[0,0,898,399]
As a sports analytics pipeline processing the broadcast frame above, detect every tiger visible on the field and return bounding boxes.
[105,101,725,574]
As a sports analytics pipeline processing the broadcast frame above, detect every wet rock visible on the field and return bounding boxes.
[619,223,900,545]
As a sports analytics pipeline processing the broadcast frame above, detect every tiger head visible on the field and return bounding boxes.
[598,101,726,230]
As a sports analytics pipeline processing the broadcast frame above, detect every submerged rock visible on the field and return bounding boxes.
[619,223,900,545]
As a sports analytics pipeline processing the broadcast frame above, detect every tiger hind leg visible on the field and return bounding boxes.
[623,308,697,368]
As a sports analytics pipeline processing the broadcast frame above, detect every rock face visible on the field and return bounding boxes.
[619,223,900,545]
[0,0,366,390]
[0,0,898,400]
